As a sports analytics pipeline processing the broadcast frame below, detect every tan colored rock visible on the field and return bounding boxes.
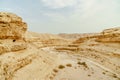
[0,12,22,23]
[0,12,27,54]
[0,39,27,55]
[0,12,27,39]
[102,27,120,34]
[95,27,120,43]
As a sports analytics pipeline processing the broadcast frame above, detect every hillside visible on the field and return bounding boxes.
[0,12,120,80]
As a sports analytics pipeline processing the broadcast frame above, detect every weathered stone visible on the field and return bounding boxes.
[0,12,22,23]
[102,27,120,34]
[0,12,28,54]
[0,12,27,39]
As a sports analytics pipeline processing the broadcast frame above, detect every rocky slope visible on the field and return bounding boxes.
[0,12,120,80]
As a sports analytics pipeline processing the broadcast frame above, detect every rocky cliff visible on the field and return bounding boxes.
[0,12,27,55]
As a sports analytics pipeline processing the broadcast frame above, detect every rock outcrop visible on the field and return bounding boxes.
[96,27,120,43]
[102,27,120,34]
[0,12,27,39]
[72,27,120,44]
[0,12,27,54]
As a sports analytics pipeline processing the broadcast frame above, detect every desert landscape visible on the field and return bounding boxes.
[0,12,120,80]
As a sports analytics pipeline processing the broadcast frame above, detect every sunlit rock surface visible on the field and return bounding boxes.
[0,12,27,39]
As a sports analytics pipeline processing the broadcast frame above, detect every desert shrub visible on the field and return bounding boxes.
[66,64,72,67]
[88,74,91,77]
[53,69,58,73]
[102,72,106,75]
[112,74,117,78]
[58,65,65,69]
[77,62,88,68]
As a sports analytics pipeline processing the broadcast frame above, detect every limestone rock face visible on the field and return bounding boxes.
[0,12,27,39]
[0,12,27,54]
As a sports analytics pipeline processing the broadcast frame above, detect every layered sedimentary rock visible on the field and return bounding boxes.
[102,27,120,34]
[0,12,27,54]
[0,12,27,39]
[72,27,120,43]
[96,27,120,42]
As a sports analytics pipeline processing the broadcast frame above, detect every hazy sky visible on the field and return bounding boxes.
[0,0,120,33]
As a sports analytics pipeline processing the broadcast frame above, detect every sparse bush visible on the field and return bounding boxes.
[77,62,88,68]
[58,65,65,69]
[53,69,58,73]
[66,64,72,67]
[49,76,53,79]
[88,74,91,77]
[112,74,117,78]
[102,72,106,75]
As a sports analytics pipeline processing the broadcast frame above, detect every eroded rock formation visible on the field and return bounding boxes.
[96,27,120,42]
[0,12,27,39]
[0,12,27,54]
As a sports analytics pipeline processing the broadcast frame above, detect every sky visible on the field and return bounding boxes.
[0,0,120,33]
